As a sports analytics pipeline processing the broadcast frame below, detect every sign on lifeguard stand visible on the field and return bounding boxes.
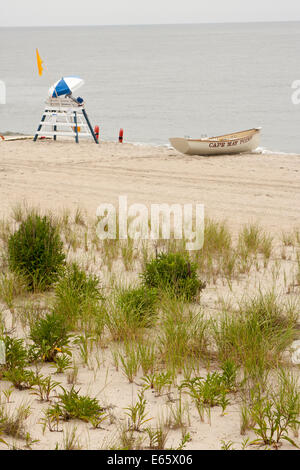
[34,76,98,144]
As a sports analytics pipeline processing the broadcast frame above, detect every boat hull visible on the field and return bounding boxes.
[169,128,261,156]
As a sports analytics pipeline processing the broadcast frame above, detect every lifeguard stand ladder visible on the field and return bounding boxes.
[33,97,98,144]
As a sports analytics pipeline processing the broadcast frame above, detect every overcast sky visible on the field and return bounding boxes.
[1,0,300,27]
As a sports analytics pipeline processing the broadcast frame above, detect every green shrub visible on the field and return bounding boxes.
[29,312,71,362]
[117,285,158,327]
[8,211,65,291]
[50,386,105,422]
[141,252,205,301]
[54,263,103,327]
[0,336,28,370]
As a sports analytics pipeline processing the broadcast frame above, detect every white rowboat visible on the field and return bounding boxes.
[169,128,261,156]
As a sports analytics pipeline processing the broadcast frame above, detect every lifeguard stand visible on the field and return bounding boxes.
[33,96,98,144]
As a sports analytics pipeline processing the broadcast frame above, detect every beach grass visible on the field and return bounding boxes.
[0,204,299,450]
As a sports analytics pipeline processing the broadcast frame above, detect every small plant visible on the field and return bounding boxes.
[8,211,65,291]
[249,373,300,448]
[40,405,62,433]
[220,359,239,391]
[180,373,225,407]
[74,207,86,226]
[119,342,140,383]
[2,388,14,403]
[220,440,236,450]
[29,312,72,362]
[0,402,31,440]
[240,401,255,435]
[11,202,26,223]
[24,432,39,449]
[31,374,60,401]
[167,393,190,431]
[89,412,108,429]
[176,431,191,450]
[145,424,169,450]
[238,223,262,254]
[281,230,294,247]
[124,390,152,431]
[1,335,28,370]
[62,425,82,450]
[180,369,234,421]
[3,368,38,390]
[260,234,273,261]
[141,252,206,301]
[142,371,173,396]
[0,273,27,311]
[49,386,105,423]
[60,207,71,228]
[73,333,95,365]
[52,353,72,374]
[115,423,140,450]
[137,341,157,375]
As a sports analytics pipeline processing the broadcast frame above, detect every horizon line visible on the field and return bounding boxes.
[1,19,300,28]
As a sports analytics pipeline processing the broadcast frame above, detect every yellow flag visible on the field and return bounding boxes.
[36,48,44,76]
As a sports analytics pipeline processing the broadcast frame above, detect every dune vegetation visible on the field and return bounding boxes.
[0,203,299,450]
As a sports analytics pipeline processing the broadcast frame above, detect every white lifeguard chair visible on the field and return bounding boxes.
[34,76,98,144]
[34,96,98,143]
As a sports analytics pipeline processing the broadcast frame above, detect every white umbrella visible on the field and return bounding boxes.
[48,76,84,97]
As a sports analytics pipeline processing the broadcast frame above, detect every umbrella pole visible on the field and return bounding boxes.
[33,113,46,141]
[82,109,99,144]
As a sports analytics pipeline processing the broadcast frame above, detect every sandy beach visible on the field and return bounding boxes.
[0,139,299,451]
[0,140,299,231]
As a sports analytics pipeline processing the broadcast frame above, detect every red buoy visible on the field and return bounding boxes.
[94,125,99,142]
[119,128,123,143]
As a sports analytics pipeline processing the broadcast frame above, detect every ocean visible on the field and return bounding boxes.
[0,22,300,153]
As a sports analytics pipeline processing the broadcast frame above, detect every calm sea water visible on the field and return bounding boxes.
[1,23,300,153]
